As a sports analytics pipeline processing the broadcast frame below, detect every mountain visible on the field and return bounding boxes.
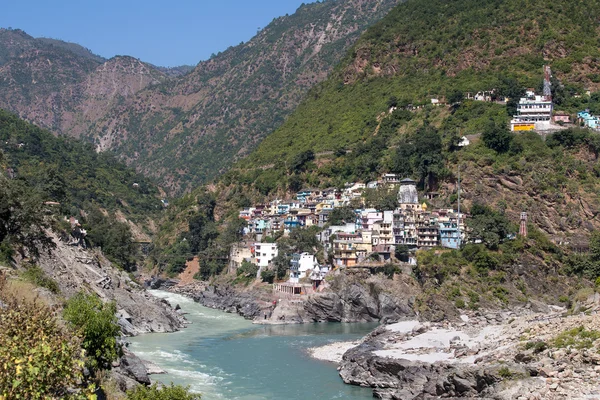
[210,0,600,241]
[243,0,600,169]
[0,0,401,194]
[0,28,173,145]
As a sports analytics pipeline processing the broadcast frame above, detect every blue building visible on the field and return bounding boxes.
[439,219,461,249]
[578,111,600,130]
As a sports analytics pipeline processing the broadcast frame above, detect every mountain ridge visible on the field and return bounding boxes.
[0,0,402,194]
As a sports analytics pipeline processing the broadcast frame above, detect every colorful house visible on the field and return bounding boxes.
[578,111,600,129]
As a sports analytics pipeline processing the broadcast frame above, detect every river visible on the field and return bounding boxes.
[128,290,377,399]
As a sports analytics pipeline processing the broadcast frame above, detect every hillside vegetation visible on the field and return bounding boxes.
[241,0,600,170]
[83,0,400,193]
[0,109,161,269]
[0,1,401,194]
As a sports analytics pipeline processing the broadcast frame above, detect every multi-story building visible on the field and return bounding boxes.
[254,242,278,268]
[289,253,319,283]
[439,214,461,250]
[416,212,439,248]
[393,209,418,247]
[510,90,553,131]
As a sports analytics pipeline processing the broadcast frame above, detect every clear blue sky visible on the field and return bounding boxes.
[1,0,317,67]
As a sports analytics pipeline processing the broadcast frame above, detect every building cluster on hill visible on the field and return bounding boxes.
[232,175,465,287]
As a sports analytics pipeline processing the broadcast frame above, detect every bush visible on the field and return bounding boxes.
[553,326,600,349]
[0,275,92,399]
[524,340,548,354]
[261,269,275,284]
[21,264,59,294]
[383,263,398,279]
[63,292,120,370]
[455,299,466,308]
[237,260,259,278]
[126,383,201,400]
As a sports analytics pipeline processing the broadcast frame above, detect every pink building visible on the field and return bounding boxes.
[553,113,570,123]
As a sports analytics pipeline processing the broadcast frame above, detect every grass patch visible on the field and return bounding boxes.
[21,264,60,294]
[553,326,600,350]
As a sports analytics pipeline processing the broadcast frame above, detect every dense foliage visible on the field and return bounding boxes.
[0,109,161,270]
[0,109,161,218]
[63,292,120,371]
[229,0,600,196]
[0,170,53,262]
[0,274,93,399]
[153,192,246,278]
[126,383,200,400]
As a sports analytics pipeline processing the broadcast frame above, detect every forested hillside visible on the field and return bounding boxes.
[83,0,401,193]
[243,0,600,170]
[0,109,161,269]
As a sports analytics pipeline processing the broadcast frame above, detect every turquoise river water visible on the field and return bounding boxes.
[128,290,377,400]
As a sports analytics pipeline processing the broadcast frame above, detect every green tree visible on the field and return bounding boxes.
[272,253,291,280]
[467,203,512,250]
[288,150,315,173]
[0,276,93,399]
[363,187,398,211]
[287,226,322,253]
[395,245,410,262]
[482,119,513,153]
[327,206,356,225]
[0,177,54,260]
[63,292,120,371]
[261,269,276,283]
[448,90,464,104]
[237,260,259,278]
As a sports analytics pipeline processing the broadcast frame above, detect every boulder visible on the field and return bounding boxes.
[120,353,150,385]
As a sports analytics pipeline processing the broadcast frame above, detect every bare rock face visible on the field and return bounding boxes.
[35,232,186,335]
[303,270,417,323]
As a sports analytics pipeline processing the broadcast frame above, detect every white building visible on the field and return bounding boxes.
[289,253,320,283]
[510,90,553,131]
[254,242,278,268]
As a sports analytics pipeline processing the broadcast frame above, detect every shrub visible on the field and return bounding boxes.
[21,264,59,294]
[0,274,92,399]
[261,269,275,284]
[524,340,548,353]
[383,263,398,279]
[63,292,120,370]
[498,366,513,378]
[126,383,201,400]
[455,299,466,308]
[237,260,259,278]
[553,326,600,349]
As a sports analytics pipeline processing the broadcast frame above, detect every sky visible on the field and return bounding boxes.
[0,0,317,67]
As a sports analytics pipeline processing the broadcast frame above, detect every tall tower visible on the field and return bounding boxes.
[543,65,552,101]
[519,212,528,237]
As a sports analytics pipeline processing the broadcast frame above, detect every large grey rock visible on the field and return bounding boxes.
[120,353,150,385]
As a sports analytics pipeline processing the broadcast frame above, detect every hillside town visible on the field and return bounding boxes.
[233,175,465,288]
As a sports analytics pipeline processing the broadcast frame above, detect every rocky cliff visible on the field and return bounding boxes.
[34,232,186,335]
[168,268,418,324]
[0,30,168,139]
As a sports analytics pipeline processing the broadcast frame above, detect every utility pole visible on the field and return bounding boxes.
[457,164,462,247]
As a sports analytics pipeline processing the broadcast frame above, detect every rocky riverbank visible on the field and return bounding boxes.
[33,232,187,336]
[337,302,600,399]
[163,268,420,325]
